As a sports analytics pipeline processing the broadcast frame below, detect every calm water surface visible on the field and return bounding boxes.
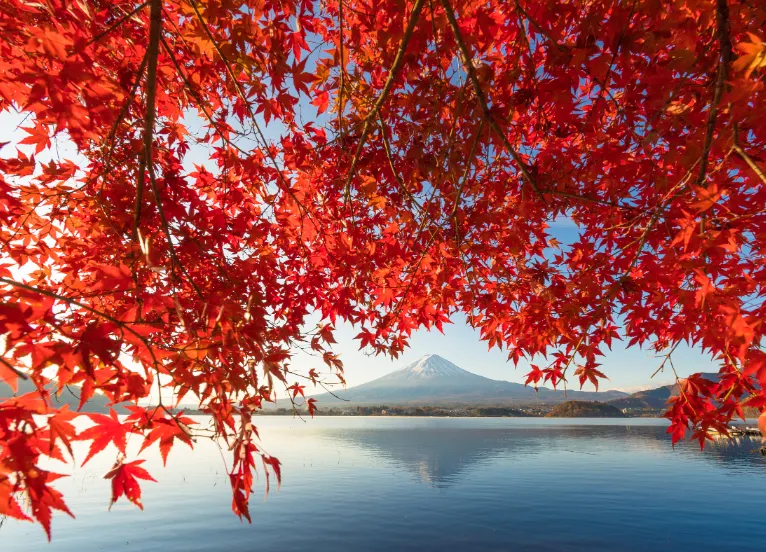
[2,417,764,551]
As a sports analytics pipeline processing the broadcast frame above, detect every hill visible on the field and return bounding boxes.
[546,401,626,418]
[0,378,126,413]
[607,373,722,413]
[289,354,627,408]
[607,386,674,411]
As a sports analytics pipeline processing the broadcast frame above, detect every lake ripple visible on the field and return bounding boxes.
[2,417,764,551]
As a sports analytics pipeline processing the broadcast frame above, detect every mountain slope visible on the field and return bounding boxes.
[298,354,627,407]
[0,378,126,413]
[608,373,721,411]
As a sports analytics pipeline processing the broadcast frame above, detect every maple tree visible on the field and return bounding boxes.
[1,0,766,538]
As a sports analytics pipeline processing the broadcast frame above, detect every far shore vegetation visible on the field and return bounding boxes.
[252,402,761,419]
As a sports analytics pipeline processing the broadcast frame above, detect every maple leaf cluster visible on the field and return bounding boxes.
[1,0,766,538]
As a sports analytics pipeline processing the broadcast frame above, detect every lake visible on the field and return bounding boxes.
[2,417,764,551]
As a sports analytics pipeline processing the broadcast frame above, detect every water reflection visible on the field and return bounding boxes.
[687,434,766,472]
[322,421,765,487]
[2,418,765,552]
[323,427,540,487]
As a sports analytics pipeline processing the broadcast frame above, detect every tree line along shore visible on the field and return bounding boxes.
[255,401,762,419]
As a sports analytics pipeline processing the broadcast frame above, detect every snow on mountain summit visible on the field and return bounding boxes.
[400,354,470,378]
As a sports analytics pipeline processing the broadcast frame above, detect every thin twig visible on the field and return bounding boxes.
[513,0,561,52]
[582,0,637,132]
[316,380,350,402]
[539,189,634,210]
[0,357,28,381]
[187,0,315,224]
[451,119,485,225]
[93,51,149,196]
[0,277,163,372]
[651,341,681,379]
[87,1,150,46]
[377,114,423,212]
[732,126,766,185]
[146,167,205,299]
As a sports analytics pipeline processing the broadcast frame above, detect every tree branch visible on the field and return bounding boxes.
[513,0,562,52]
[0,277,162,372]
[451,119,485,222]
[696,0,732,186]
[338,0,346,146]
[133,0,162,240]
[107,52,148,169]
[343,0,426,192]
[377,114,423,213]
[439,0,542,199]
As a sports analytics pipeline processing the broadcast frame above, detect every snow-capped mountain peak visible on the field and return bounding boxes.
[287,353,629,407]
[400,354,470,378]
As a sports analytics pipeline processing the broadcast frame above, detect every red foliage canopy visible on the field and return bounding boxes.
[1,0,766,538]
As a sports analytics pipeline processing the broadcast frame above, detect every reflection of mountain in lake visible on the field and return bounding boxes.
[323,427,541,488]
[321,422,765,487]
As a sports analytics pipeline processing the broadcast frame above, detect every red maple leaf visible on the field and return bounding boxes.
[46,407,77,460]
[18,123,51,154]
[0,360,24,393]
[573,365,607,391]
[310,90,330,114]
[524,365,544,388]
[76,409,132,466]
[138,414,196,465]
[307,397,318,418]
[104,459,157,511]
[25,471,73,540]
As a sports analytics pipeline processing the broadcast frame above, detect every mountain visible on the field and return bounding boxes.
[296,354,627,407]
[607,372,721,411]
[546,400,626,418]
[0,378,126,413]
